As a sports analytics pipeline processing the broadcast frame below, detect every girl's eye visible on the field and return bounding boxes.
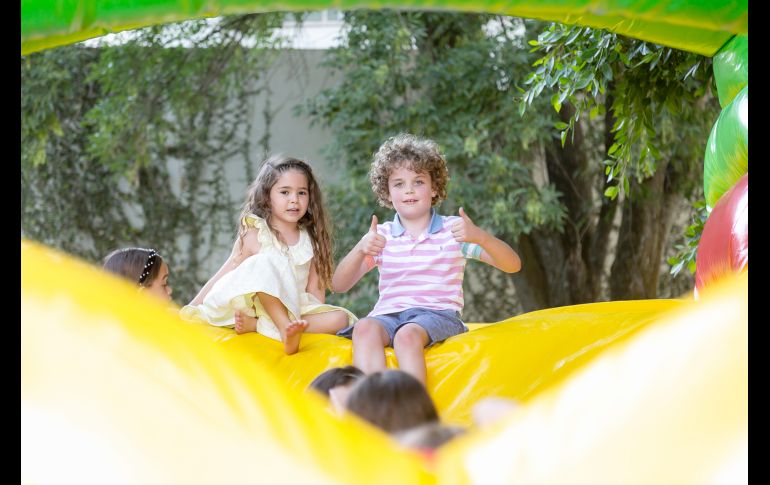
[280,190,289,195]
[299,191,307,196]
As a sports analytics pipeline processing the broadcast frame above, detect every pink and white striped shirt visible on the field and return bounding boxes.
[367,211,482,317]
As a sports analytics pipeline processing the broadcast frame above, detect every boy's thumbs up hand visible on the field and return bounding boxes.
[451,207,484,244]
[359,214,386,257]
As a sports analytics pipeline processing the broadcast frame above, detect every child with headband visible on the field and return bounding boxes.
[103,247,173,302]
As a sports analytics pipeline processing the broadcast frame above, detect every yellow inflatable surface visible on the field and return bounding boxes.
[21,240,747,483]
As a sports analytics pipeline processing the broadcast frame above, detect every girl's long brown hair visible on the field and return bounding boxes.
[238,155,334,291]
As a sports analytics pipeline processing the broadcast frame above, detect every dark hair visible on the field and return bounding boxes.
[239,154,333,291]
[369,133,449,208]
[308,365,365,396]
[103,247,164,287]
[345,370,439,433]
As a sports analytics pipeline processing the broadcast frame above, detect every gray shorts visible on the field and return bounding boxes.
[336,307,467,346]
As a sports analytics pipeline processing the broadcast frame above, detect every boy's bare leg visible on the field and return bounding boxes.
[303,310,349,334]
[393,323,431,386]
[351,318,390,375]
[255,292,306,355]
[234,310,258,334]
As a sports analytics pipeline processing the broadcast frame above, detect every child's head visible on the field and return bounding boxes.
[308,365,365,415]
[103,248,172,302]
[308,365,365,396]
[394,422,466,452]
[240,154,333,290]
[369,133,449,209]
[345,370,439,433]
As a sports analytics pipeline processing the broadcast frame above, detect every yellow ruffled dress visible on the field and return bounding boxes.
[180,214,357,340]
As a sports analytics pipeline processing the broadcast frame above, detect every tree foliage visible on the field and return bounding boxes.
[520,22,717,291]
[306,12,718,318]
[303,12,571,319]
[21,11,718,319]
[22,14,288,301]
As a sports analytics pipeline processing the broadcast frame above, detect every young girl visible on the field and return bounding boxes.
[103,247,173,302]
[180,155,357,355]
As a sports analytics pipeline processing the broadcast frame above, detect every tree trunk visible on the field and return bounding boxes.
[609,162,680,299]
[513,103,603,312]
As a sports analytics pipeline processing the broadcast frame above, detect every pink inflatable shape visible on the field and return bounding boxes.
[695,173,748,291]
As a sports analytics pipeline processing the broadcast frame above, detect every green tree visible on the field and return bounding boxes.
[305,12,718,319]
[22,14,288,301]
[521,23,717,301]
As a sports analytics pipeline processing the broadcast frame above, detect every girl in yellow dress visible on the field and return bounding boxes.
[181,155,357,354]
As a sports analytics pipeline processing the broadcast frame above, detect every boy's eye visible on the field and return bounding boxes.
[415,180,424,185]
[394,182,403,187]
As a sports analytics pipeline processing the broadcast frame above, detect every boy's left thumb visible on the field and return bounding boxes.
[459,207,468,218]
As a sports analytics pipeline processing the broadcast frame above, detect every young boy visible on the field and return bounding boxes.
[333,133,521,386]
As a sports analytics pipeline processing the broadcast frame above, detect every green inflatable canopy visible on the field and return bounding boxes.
[21,0,747,56]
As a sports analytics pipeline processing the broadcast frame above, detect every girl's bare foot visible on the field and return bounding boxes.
[234,311,258,334]
[283,319,309,355]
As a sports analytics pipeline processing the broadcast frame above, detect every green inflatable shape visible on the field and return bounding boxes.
[21,0,747,56]
[713,34,748,108]
[704,86,748,208]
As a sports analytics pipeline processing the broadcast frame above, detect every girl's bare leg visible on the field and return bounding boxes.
[393,323,431,386]
[303,310,349,334]
[255,292,306,355]
[351,318,390,375]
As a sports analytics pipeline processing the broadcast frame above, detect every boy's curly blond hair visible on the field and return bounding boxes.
[369,133,449,208]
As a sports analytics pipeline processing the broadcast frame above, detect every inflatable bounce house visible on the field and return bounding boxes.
[21,1,747,483]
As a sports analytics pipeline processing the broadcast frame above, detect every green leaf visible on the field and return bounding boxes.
[604,186,618,199]
[589,106,600,120]
[554,121,568,130]
[575,72,593,90]
[683,61,700,80]
[50,116,63,137]
[565,28,582,45]
[32,141,46,167]
[560,129,567,147]
[551,93,562,113]
[601,63,612,81]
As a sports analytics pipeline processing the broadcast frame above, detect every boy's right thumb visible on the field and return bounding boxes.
[370,215,378,232]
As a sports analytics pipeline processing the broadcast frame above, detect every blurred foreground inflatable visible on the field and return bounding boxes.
[21,1,747,483]
[22,241,746,484]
